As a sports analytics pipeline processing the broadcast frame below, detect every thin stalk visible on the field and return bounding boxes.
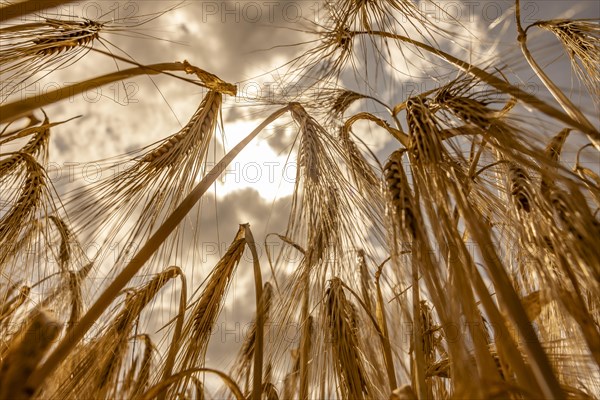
[0,62,207,124]
[359,94,404,133]
[243,224,265,400]
[345,112,409,147]
[27,105,291,390]
[373,261,399,391]
[299,263,311,400]
[410,249,427,400]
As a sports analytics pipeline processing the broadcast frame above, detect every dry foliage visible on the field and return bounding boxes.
[0,1,599,399]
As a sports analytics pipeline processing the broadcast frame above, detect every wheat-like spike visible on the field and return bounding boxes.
[30,19,102,54]
[508,163,533,213]
[384,149,417,237]
[64,89,224,276]
[175,227,246,392]
[432,79,501,128]
[0,154,45,267]
[405,97,443,163]
[1,112,52,162]
[541,128,572,195]
[339,126,382,190]
[0,153,24,178]
[314,88,370,119]
[331,89,367,116]
[536,19,600,103]
[46,267,179,400]
[0,19,103,101]
[101,269,178,391]
[140,91,221,167]
[285,102,380,269]
[357,250,374,315]
[48,216,72,272]
[1,4,193,103]
[290,103,322,183]
[129,334,155,397]
[0,310,60,399]
[325,277,370,400]
[115,266,181,333]
[230,282,274,391]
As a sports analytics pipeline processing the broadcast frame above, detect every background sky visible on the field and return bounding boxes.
[2,0,600,393]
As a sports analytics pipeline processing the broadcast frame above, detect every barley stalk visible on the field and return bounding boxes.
[0,61,231,123]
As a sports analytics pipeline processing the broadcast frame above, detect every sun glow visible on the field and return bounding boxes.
[202,119,297,200]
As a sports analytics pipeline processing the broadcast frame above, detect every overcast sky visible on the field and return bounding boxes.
[2,0,600,393]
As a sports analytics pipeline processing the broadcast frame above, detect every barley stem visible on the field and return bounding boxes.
[0,62,218,124]
[243,224,265,400]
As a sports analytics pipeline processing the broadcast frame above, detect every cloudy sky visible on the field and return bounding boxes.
[2,0,599,392]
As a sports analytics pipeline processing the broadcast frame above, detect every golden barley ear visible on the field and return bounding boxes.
[325,277,372,400]
[0,18,103,102]
[174,226,247,393]
[405,97,444,164]
[65,89,224,277]
[508,163,533,213]
[536,19,600,104]
[541,128,571,194]
[384,149,417,238]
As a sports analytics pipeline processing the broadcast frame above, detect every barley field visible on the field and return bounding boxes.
[0,0,599,399]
